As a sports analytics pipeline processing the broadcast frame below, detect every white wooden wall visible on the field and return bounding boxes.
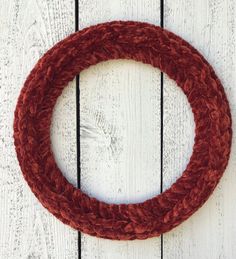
[0,0,235,258]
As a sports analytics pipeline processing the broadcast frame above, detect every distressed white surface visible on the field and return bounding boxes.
[0,0,236,258]
[0,0,77,258]
[163,0,236,258]
[79,1,162,258]
[79,60,162,259]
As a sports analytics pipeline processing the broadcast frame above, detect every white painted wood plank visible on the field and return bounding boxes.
[78,0,162,258]
[163,0,236,258]
[0,0,77,258]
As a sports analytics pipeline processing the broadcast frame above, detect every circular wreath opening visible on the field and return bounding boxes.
[14,21,232,240]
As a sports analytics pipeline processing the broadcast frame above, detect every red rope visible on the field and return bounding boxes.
[14,21,232,240]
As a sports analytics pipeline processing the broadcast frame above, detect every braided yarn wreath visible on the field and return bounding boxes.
[14,21,232,240]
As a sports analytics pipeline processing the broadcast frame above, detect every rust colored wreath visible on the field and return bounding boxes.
[14,21,232,240]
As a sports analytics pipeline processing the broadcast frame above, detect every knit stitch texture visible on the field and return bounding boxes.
[14,21,232,240]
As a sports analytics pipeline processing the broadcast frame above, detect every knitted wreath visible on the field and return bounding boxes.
[14,21,232,240]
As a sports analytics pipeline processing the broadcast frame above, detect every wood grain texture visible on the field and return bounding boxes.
[0,0,77,258]
[78,0,162,258]
[163,0,236,258]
